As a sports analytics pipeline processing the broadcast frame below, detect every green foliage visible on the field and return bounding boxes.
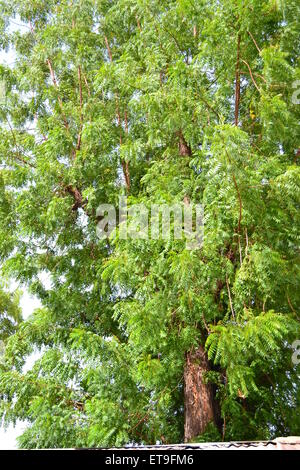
[0,0,299,447]
[190,422,221,444]
[0,284,22,344]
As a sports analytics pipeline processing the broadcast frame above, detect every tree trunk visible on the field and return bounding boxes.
[184,344,216,442]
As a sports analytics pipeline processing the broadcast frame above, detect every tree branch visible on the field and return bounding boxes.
[46,59,70,131]
[247,30,261,54]
[104,36,113,62]
[76,65,83,152]
[226,274,236,320]
[241,59,260,93]
[234,33,241,126]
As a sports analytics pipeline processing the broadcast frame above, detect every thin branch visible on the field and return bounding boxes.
[202,313,210,334]
[240,70,266,84]
[136,17,142,32]
[104,36,113,62]
[287,295,299,319]
[123,109,131,192]
[232,174,242,234]
[226,275,236,320]
[238,235,243,266]
[122,160,131,192]
[223,144,243,237]
[195,92,220,120]
[104,35,130,192]
[245,228,249,257]
[6,119,35,168]
[128,376,184,437]
[241,59,260,93]
[76,65,83,152]
[247,30,261,54]
[46,59,70,131]
[234,33,241,126]
[124,109,129,135]
[83,73,91,97]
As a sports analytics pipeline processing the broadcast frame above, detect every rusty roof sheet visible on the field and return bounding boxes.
[109,436,300,451]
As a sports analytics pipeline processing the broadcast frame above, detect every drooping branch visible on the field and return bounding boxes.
[9,151,36,168]
[234,33,241,126]
[104,35,131,192]
[232,174,242,234]
[82,72,91,97]
[226,274,236,320]
[241,59,260,93]
[247,30,261,54]
[136,17,142,32]
[232,36,244,239]
[76,65,83,152]
[6,119,36,168]
[123,109,131,192]
[46,59,70,131]
[104,35,113,62]
[223,142,243,260]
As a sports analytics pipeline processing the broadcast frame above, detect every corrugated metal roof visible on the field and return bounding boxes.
[109,436,300,451]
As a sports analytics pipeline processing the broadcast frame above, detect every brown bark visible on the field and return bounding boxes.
[65,185,86,211]
[178,129,215,442]
[177,130,192,157]
[184,344,216,442]
[121,160,131,192]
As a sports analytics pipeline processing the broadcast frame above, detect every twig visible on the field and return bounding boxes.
[234,33,241,126]
[232,174,242,234]
[238,235,243,265]
[46,59,70,131]
[104,36,113,62]
[76,65,83,152]
[6,119,35,168]
[83,73,91,97]
[287,295,299,319]
[226,275,236,320]
[136,17,142,32]
[245,228,249,257]
[222,143,243,238]
[202,313,210,333]
[247,30,261,54]
[241,59,260,93]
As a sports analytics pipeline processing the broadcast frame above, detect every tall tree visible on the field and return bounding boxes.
[0,0,299,447]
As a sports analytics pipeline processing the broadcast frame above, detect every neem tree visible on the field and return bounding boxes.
[0,0,299,448]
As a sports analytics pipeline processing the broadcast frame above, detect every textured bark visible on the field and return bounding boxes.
[184,344,216,442]
[65,185,85,211]
[177,130,192,157]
